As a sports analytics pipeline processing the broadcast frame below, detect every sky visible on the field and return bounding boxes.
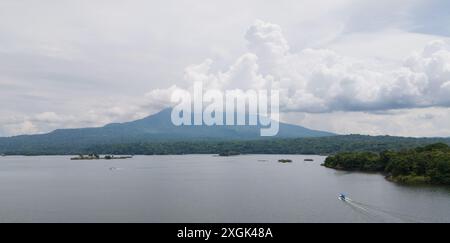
[1,0,450,137]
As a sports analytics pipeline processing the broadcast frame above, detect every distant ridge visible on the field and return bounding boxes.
[0,108,335,154]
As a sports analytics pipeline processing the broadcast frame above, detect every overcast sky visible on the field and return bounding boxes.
[1,0,450,137]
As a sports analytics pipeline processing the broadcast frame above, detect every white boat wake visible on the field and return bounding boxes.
[338,195,427,223]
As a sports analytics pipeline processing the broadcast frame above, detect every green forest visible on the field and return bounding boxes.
[2,134,450,156]
[323,143,450,185]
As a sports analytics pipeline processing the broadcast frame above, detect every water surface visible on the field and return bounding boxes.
[0,155,449,223]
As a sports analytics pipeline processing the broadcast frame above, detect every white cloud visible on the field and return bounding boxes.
[245,20,290,72]
[2,121,38,136]
[133,19,450,137]
[159,20,450,114]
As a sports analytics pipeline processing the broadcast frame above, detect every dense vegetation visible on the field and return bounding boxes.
[1,134,449,156]
[324,143,450,185]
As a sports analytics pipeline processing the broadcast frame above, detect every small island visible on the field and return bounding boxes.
[323,143,450,185]
[219,151,241,157]
[71,154,133,160]
[278,159,293,163]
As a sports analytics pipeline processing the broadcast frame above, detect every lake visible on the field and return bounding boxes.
[0,155,449,223]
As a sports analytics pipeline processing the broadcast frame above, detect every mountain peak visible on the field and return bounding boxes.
[0,108,335,154]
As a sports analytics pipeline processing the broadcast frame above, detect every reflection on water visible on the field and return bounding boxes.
[0,155,449,223]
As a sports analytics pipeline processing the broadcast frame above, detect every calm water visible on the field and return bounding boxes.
[0,155,449,223]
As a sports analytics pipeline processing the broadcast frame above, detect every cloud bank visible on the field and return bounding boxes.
[172,20,450,114]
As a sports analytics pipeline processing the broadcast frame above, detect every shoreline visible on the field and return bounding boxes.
[323,163,448,187]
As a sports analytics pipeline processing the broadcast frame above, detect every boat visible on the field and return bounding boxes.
[304,159,314,162]
[338,193,351,202]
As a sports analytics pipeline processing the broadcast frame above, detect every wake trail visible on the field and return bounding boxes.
[350,201,427,223]
[341,198,385,222]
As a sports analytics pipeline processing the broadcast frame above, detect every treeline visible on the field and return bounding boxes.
[324,143,450,185]
[2,135,450,156]
[82,135,450,156]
